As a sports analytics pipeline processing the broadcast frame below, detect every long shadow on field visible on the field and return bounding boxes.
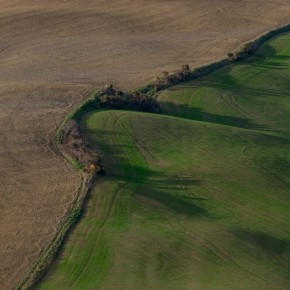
[159,101,266,130]
[84,122,208,219]
[136,186,208,218]
[231,229,290,269]
[256,44,290,67]
[206,82,290,98]
[257,43,277,56]
[168,54,290,97]
[253,62,290,70]
[111,162,201,187]
[254,43,290,69]
[160,57,290,130]
[128,166,208,217]
[109,161,208,218]
[170,78,290,98]
[229,229,290,281]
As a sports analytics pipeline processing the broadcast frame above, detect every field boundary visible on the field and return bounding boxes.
[16,174,92,290]
[15,89,100,290]
[16,22,290,290]
[137,23,290,95]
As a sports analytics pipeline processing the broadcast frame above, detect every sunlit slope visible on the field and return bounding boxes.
[39,33,290,289]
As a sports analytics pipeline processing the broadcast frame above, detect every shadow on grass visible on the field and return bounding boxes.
[136,187,208,218]
[169,42,290,96]
[159,101,266,130]
[255,43,290,69]
[230,228,290,280]
[168,72,290,98]
[232,229,290,257]
[111,162,208,218]
[159,51,290,131]
[83,125,209,220]
[256,43,290,61]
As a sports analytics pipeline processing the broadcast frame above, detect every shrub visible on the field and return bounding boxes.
[98,85,160,112]
[227,52,234,61]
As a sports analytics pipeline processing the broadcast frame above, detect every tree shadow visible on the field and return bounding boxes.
[256,42,278,56]
[231,229,290,257]
[168,42,290,97]
[82,125,208,219]
[159,50,290,131]
[159,101,267,130]
[252,63,290,70]
[136,186,208,218]
[252,56,290,70]
[170,71,289,97]
[103,158,208,218]
[254,43,290,69]
[229,228,290,281]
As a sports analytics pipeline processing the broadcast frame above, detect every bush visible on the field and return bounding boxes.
[154,64,193,88]
[227,52,234,61]
[229,42,258,61]
[98,86,160,112]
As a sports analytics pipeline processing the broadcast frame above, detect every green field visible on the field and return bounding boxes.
[39,32,290,289]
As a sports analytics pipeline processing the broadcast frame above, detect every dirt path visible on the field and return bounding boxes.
[1,1,290,289]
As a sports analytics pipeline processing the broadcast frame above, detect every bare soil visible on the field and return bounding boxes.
[1,1,290,289]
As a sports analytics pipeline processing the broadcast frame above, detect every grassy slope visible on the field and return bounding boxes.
[39,33,290,289]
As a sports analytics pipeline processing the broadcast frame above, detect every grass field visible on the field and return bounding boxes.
[3,2,290,289]
[39,32,290,289]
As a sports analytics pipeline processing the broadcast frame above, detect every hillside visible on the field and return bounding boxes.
[2,1,290,288]
[38,31,290,289]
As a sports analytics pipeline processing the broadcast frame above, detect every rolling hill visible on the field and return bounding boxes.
[38,31,290,290]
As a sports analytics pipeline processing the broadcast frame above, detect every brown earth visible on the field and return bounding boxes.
[1,1,290,289]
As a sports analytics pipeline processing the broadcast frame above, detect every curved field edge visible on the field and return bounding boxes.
[16,24,290,290]
[15,88,101,290]
[39,32,290,289]
[137,23,290,95]
[15,175,91,290]
[69,109,290,288]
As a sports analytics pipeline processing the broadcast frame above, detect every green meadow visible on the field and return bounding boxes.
[39,32,290,289]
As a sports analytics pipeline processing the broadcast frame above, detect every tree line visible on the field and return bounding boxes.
[98,84,160,113]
